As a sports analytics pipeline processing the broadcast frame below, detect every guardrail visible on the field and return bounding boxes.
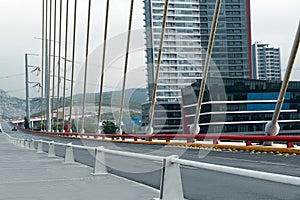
[18,127,300,148]
[3,132,300,200]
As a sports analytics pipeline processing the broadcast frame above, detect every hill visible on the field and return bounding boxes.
[0,88,148,119]
[71,88,148,110]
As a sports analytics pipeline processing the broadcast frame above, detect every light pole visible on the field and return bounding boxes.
[24,53,39,129]
[25,54,30,128]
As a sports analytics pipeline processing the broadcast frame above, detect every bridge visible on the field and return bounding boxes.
[2,0,300,199]
[2,121,300,200]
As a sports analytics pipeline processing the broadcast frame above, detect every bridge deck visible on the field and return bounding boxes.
[0,132,158,200]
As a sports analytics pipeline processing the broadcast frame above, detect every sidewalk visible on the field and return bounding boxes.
[0,132,159,200]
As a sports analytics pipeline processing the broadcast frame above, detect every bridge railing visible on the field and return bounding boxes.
[17,126,300,149]
[3,132,300,200]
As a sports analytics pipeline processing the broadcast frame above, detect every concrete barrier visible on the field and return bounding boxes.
[48,141,56,158]
[4,133,300,200]
[64,143,75,164]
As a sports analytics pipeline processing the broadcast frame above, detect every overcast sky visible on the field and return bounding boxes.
[0,0,299,99]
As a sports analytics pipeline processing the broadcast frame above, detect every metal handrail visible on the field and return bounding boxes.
[174,158,300,186]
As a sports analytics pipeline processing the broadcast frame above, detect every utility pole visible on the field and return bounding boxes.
[25,53,30,128]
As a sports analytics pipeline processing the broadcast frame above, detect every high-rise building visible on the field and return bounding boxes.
[252,41,281,80]
[144,0,252,102]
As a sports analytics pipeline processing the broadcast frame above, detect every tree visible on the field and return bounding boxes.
[102,121,118,134]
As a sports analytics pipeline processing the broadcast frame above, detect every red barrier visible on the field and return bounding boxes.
[16,126,300,148]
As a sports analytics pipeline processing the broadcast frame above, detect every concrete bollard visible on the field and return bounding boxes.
[37,141,43,153]
[91,147,107,175]
[30,140,36,150]
[25,140,30,149]
[48,142,56,157]
[18,139,22,147]
[64,143,75,164]
[158,155,184,200]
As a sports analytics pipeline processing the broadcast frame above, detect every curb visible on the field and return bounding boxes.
[58,135,300,155]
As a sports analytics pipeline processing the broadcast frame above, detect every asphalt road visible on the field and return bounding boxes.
[2,122,300,200]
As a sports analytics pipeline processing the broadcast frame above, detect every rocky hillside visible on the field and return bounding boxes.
[0,88,148,120]
[0,89,26,119]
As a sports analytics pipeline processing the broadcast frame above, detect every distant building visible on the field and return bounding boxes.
[142,78,300,134]
[144,0,252,103]
[181,78,300,134]
[252,41,281,80]
[142,102,182,134]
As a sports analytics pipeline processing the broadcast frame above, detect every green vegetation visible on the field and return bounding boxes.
[102,121,118,134]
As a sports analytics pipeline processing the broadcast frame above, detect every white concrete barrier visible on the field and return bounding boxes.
[64,143,75,164]
[4,132,300,200]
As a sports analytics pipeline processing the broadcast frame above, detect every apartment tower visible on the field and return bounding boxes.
[144,0,252,102]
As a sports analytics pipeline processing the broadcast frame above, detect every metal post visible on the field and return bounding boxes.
[97,0,110,133]
[147,0,169,135]
[69,0,78,133]
[56,0,63,132]
[190,0,222,134]
[265,22,300,137]
[45,0,52,132]
[51,0,57,131]
[117,0,135,135]
[62,0,70,132]
[25,54,31,128]
[45,38,51,132]
[81,0,92,133]
[41,0,45,131]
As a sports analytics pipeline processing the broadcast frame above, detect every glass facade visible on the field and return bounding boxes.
[181,78,300,134]
[144,0,252,103]
[142,102,183,134]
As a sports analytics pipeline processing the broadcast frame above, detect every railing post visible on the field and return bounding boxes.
[64,143,75,164]
[246,141,252,146]
[37,141,44,153]
[48,141,56,157]
[30,140,36,150]
[213,139,218,145]
[159,155,184,200]
[92,146,107,175]
[287,142,294,148]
